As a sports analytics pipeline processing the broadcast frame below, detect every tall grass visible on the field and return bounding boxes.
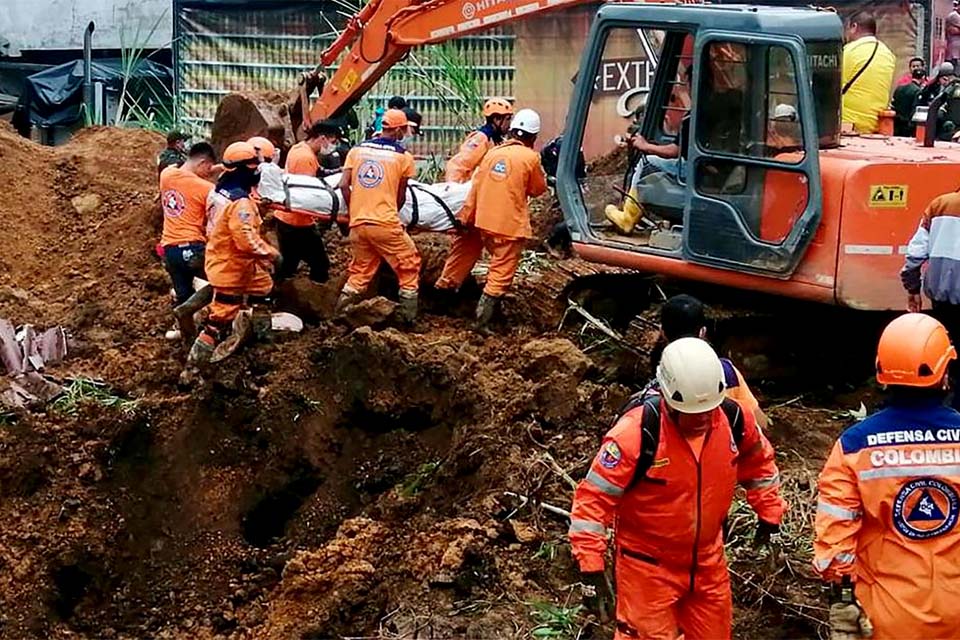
[115,11,168,126]
[407,42,484,131]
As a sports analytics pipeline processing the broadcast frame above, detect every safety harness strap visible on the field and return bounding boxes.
[409,183,462,230]
[619,394,744,489]
[213,291,272,305]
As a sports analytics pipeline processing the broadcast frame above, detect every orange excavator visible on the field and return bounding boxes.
[215,0,960,312]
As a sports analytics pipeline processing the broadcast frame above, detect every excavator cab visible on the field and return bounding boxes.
[558,4,843,279]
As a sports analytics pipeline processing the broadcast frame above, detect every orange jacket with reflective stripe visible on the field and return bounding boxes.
[569,397,785,573]
[814,399,960,632]
[461,140,547,240]
[445,128,495,183]
[204,194,278,289]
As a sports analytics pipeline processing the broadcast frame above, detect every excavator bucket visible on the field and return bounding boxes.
[209,92,296,159]
[209,74,321,159]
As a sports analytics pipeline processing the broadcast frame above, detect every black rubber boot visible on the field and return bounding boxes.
[474,293,500,335]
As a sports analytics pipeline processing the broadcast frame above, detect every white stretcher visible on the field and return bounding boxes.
[257,165,470,232]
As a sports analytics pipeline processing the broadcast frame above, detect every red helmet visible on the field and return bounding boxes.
[876,313,956,387]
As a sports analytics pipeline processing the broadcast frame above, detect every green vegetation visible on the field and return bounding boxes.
[51,378,139,417]
[527,601,585,638]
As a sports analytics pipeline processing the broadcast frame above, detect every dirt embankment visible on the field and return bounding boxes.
[0,125,865,639]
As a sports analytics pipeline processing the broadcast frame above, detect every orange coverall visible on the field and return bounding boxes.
[436,140,547,297]
[444,127,497,183]
[814,399,960,638]
[204,195,278,324]
[570,397,786,639]
[342,139,420,294]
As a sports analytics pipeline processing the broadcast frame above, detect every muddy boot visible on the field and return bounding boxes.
[178,326,218,388]
[474,293,500,335]
[604,188,643,234]
[335,288,362,315]
[397,289,425,332]
[173,285,213,349]
[211,310,253,364]
[251,304,273,342]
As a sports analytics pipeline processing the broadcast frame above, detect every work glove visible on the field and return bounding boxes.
[829,578,873,640]
[580,571,615,623]
[753,520,784,574]
[829,602,873,640]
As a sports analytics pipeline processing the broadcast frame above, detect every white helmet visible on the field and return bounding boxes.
[656,337,726,414]
[511,109,541,135]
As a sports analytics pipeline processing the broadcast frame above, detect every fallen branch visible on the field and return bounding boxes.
[504,491,572,520]
[559,299,644,357]
[541,451,578,491]
[768,395,804,411]
[729,567,829,627]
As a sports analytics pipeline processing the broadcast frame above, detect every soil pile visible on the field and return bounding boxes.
[0,126,861,640]
[0,124,169,387]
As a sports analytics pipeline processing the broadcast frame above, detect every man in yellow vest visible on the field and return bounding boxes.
[841,12,896,134]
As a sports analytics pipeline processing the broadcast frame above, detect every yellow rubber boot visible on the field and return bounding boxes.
[604,188,642,234]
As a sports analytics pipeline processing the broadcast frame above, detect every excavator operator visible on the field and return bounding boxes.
[445,97,514,183]
[606,66,691,235]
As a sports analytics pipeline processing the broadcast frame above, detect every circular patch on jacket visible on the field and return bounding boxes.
[893,477,959,540]
[490,158,510,182]
[357,160,385,188]
[162,189,186,218]
[599,441,622,469]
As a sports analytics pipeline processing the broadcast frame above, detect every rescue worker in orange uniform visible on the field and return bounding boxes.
[159,142,217,307]
[814,313,960,640]
[569,337,786,639]
[657,294,768,430]
[337,109,420,324]
[435,109,547,330]
[181,142,280,385]
[444,98,513,183]
[277,121,341,284]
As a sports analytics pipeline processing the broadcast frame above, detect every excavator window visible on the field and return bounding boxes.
[578,27,691,245]
[691,41,809,243]
[581,27,693,244]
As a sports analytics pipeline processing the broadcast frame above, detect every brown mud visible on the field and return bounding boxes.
[0,125,873,639]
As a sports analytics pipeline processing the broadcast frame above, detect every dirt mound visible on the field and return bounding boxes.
[0,123,862,640]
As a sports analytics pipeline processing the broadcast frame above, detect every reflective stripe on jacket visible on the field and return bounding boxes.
[814,398,960,636]
[902,192,960,304]
[569,397,785,573]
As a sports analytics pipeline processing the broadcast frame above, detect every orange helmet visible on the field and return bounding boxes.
[876,313,957,387]
[222,141,259,171]
[247,136,276,161]
[483,98,513,118]
[381,108,410,130]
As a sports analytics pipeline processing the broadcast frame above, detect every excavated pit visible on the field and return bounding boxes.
[0,123,881,639]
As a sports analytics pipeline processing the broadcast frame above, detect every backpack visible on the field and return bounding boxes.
[539,135,586,181]
[611,391,745,488]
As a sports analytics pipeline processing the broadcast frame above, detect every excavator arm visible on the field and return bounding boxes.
[294,0,695,132]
